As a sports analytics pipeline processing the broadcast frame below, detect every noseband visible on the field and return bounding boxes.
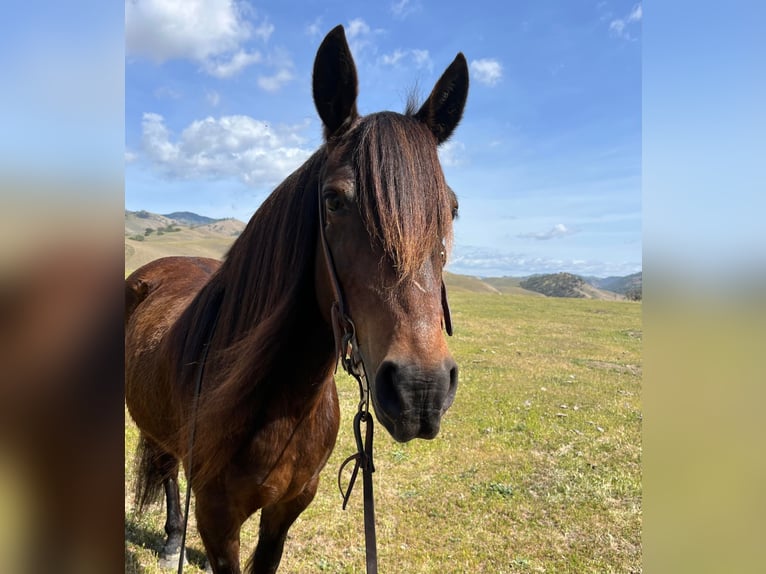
[317,182,453,574]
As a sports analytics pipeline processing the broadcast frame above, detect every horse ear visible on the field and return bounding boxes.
[312,25,359,139]
[415,53,469,144]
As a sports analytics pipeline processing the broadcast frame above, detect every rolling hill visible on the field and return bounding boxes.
[519,272,622,300]
[125,210,637,300]
[125,210,246,275]
[586,272,642,295]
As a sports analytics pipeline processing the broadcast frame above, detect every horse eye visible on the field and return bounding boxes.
[324,191,344,213]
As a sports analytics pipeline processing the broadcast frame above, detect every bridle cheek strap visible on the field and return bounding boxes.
[441,280,453,337]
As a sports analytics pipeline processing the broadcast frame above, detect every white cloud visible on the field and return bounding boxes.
[253,19,275,42]
[447,244,639,278]
[345,18,383,57]
[203,49,262,78]
[347,18,371,38]
[438,140,466,167]
[153,86,181,100]
[306,17,322,38]
[126,0,272,77]
[379,48,432,70]
[206,90,221,107]
[470,58,503,86]
[381,49,405,66]
[140,112,314,188]
[391,0,420,18]
[411,49,431,69]
[258,68,293,92]
[126,0,250,62]
[609,3,642,40]
[518,224,577,240]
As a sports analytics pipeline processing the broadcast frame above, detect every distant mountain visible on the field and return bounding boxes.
[125,210,247,275]
[586,272,642,295]
[162,211,218,227]
[519,272,622,300]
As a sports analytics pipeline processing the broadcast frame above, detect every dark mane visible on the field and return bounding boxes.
[346,111,453,281]
[169,150,330,483]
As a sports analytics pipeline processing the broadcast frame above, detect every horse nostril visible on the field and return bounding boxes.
[374,360,404,419]
[444,360,459,410]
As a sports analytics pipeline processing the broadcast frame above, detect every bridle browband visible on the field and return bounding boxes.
[318,181,453,574]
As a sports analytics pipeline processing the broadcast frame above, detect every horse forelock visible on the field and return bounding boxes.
[344,112,454,282]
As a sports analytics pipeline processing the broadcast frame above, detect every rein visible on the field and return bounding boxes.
[318,184,379,573]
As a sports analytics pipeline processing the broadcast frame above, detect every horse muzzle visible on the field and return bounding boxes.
[371,358,458,442]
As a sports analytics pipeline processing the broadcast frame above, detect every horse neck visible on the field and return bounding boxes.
[205,150,336,392]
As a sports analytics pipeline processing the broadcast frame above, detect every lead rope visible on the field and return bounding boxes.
[318,184,379,574]
[320,183,453,574]
[335,320,378,574]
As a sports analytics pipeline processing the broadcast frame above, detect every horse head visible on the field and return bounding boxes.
[313,25,468,442]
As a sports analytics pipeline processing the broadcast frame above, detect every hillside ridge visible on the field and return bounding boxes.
[125,210,639,300]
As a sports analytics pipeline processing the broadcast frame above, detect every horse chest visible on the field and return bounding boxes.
[231,382,340,506]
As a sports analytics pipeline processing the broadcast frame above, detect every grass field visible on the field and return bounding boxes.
[125,291,642,573]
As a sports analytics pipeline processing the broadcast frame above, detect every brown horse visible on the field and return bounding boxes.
[125,25,468,574]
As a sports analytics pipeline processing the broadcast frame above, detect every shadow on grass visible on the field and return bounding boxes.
[125,513,208,572]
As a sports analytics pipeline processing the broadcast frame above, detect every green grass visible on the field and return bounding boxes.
[126,292,641,573]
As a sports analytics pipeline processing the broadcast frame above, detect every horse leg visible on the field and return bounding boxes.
[247,476,320,574]
[158,471,187,568]
[134,435,188,568]
[194,485,244,574]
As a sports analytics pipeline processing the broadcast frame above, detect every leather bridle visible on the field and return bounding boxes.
[318,182,453,574]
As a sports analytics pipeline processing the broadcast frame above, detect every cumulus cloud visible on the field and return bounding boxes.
[126,0,271,78]
[206,90,221,107]
[609,3,642,40]
[203,49,262,78]
[139,112,314,188]
[391,0,421,19]
[306,17,322,39]
[252,19,275,42]
[258,68,293,92]
[345,18,383,57]
[438,140,466,168]
[518,224,577,240]
[379,48,432,70]
[347,18,371,39]
[470,58,503,86]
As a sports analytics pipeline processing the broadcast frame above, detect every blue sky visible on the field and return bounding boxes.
[125,1,642,278]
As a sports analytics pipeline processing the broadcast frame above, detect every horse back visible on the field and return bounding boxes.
[125,256,221,448]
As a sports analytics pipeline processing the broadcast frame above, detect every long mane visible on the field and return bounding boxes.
[168,150,328,483]
[169,108,453,484]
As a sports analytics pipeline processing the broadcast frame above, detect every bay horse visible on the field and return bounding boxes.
[125,25,468,574]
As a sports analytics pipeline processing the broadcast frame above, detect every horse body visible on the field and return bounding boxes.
[126,24,468,574]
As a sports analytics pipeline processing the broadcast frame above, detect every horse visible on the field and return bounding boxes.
[125,25,468,574]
